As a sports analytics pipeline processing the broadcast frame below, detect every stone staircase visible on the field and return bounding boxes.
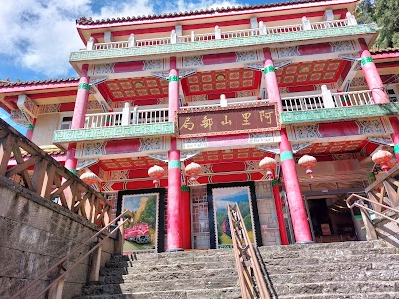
[75,240,399,299]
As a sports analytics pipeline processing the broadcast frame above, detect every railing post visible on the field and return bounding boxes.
[302,16,311,30]
[115,219,125,255]
[215,25,221,39]
[88,243,102,282]
[128,33,135,47]
[259,21,267,35]
[132,106,139,124]
[171,29,177,44]
[48,277,64,299]
[191,31,195,42]
[360,208,378,240]
[121,102,131,126]
[220,94,227,107]
[321,85,335,108]
[346,12,358,26]
[86,37,96,51]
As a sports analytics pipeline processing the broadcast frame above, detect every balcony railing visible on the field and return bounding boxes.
[86,13,358,51]
[84,105,169,129]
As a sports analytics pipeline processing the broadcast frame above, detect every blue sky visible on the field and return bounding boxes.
[0,0,276,133]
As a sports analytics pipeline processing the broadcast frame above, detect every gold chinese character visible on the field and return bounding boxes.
[242,112,251,126]
[221,115,232,126]
[200,116,213,131]
[259,111,273,124]
[180,117,194,131]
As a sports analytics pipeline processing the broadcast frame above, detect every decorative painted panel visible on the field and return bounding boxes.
[70,24,378,62]
[53,122,175,143]
[281,103,399,125]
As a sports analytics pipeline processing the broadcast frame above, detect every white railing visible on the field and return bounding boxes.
[282,94,324,112]
[94,41,129,50]
[266,24,304,34]
[87,13,358,51]
[84,106,169,129]
[311,19,349,30]
[135,36,171,47]
[84,111,123,128]
[331,90,374,107]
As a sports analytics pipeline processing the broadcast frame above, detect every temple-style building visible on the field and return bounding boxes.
[2,0,399,252]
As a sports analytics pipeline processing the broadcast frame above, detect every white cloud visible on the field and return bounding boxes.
[0,0,245,79]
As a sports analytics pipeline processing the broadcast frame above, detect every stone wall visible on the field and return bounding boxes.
[0,175,118,299]
[32,113,61,146]
[255,181,281,246]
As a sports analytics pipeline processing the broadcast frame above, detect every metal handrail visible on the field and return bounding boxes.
[227,203,270,299]
[346,194,399,225]
[10,210,130,299]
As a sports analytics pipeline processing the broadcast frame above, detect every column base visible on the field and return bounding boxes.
[166,248,184,252]
[295,241,314,244]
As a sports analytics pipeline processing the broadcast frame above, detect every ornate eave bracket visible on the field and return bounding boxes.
[368,136,393,147]
[149,150,201,163]
[339,54,362,71]
[258,142,312,154]
[152,69,197,80]
[245,60,292,71]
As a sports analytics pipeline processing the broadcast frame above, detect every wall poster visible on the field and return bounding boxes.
[207,182,262,249]
[117,188,165,253]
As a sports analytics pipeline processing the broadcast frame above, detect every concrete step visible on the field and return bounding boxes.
[100,261,236,276]
[278,292,399,299]
[76,287,241,299]
[269,269,399,284]
[101,268,237,284]
[82,277,239,295]
[274,280,399,296]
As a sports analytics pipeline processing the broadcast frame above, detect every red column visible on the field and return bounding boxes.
[358,39,389,104]
[166,57,183,251]
[279,129,313,243]
[358,39,399,159]
[263,48,312,243]
[263,49,283,113]
[181,185,192,249]
[65,64,90,175]
[272,180,289,245]
[26,119,36,140]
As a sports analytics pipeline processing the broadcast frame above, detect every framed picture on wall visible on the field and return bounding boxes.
[207,182,262,249]
[117,188,165,253]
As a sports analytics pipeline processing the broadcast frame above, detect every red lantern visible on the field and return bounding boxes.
[372,150,393,172]
[298,155,317,178]
[185,162,202,183]
[148,165,165,187]
[259,157,277,179]
[80,170,98,185]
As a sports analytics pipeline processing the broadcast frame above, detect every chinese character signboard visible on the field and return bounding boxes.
[176,102,279,138]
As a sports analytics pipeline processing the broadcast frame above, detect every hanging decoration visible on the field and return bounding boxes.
[80,169,98,185]
[298,155,317,178]
[148,165,165,187]
[259,157,277,179]
[185,162,202,184]
[372,150,393,172]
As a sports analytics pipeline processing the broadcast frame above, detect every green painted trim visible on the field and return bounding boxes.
[354,215,363,219]
[70,24,378,62]
[271,179,279,186]
[181,185,190,192]
[168,160,181,169]
[281,103,399,124]
[360,56,373,66]
[28,124,35,130]
[394,144,399,155]
[68,169,78,176]
[78,83,90,91]
[280,151,294,161]
[53,122,175,143]
[168,75,179,82]
[263,66,275,74]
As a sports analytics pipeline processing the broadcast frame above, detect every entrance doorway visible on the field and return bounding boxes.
[306,196,358,243]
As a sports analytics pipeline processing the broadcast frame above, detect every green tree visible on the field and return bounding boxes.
[355,0,399,48]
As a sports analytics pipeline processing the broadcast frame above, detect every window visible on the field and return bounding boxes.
[59,117,72,130]
[387,88,398,103]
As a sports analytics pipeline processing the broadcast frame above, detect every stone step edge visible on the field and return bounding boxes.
[268,268,399,277]
[278,292,399,299]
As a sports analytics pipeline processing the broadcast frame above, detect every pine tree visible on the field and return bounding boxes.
[355,0,399,48]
